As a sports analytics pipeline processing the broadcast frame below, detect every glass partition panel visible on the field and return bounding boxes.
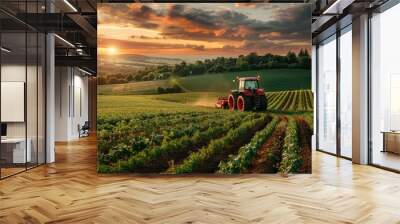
[317,35,337,154]
[38,32,45,165]
[0,1,47,179]
[27,30,38,169]
[1,31,27,177]
[371,3,400,171]
[339,26,352,158]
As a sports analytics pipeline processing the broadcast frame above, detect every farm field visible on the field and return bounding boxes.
[97,2,313,174]
[97,111,312,174]
[98,90,313,114]
[267,90,313,112]
[98,69,311,95]
[97,90,313,174]
[97,61,313,175]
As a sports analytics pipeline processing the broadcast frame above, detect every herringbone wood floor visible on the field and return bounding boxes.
[1,136,400,224]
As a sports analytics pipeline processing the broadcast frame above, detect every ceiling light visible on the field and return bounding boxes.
[322,0,355,15]
[1,47,11,53]
[78,67,93,76]
[54,34,75,48]
[76,48,84,55]
[323,0,341,15]
[63,0,78,12]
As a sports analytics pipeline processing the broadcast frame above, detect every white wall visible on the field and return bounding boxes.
[0,65,42,138]
[55,67,89,141]
[55,66,70,141]
[72,72,89,138]
[1,64,25,81]
[1,82,25,122]
[1,65,26,139]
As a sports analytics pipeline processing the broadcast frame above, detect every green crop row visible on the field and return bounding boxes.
[266,90,313,112]
[218,116,279,174]
[99,113,254,173]
[97,112,230,156]
[98,118,225,165]
[99,112,219,143]
[279,118,303,174]
[97,112,204,130]
[173,113,271,174]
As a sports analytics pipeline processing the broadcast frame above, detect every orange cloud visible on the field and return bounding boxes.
[98,3,311,59]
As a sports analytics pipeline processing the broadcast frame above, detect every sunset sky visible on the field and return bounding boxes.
[98,3,311,61]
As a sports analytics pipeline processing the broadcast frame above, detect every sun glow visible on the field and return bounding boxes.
[107,47,118,55]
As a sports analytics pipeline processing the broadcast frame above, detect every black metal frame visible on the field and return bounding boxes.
[0,0,47,180]
[367,10,373,166]
[315,44,319,151]
[336,26,341,158]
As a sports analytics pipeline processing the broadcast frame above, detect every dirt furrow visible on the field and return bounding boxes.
[250,119,287,173]
[296,117,312,173]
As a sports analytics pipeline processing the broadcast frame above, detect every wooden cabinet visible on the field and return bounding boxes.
[382,132,400,154]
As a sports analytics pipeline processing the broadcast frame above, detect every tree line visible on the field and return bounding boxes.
[98,49,311,85]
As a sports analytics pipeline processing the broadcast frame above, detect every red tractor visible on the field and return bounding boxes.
[227,76,267,112]
[215,97,229,109]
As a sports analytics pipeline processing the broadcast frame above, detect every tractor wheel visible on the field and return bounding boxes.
[257,96,267,111]
[228,95,236,111]
[237,95,252,112]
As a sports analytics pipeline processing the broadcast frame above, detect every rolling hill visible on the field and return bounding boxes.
[98,68,311,95]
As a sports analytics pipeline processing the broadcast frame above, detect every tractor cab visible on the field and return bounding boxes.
[238,78,259,91]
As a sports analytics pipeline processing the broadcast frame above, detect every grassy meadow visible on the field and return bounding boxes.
[98,69,311,95]
[98,90,313,116]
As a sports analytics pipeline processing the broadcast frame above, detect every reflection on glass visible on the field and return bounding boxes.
[38,33,46,165]
[0,1,47,179]
[318,35,337,154]
[371,3,400,171]
[1,31,27,177]
[390,75,400,130]
[27,31,38,169]
[340,27,352,158]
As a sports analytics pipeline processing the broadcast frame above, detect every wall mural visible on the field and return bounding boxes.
[97,3,313,174]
